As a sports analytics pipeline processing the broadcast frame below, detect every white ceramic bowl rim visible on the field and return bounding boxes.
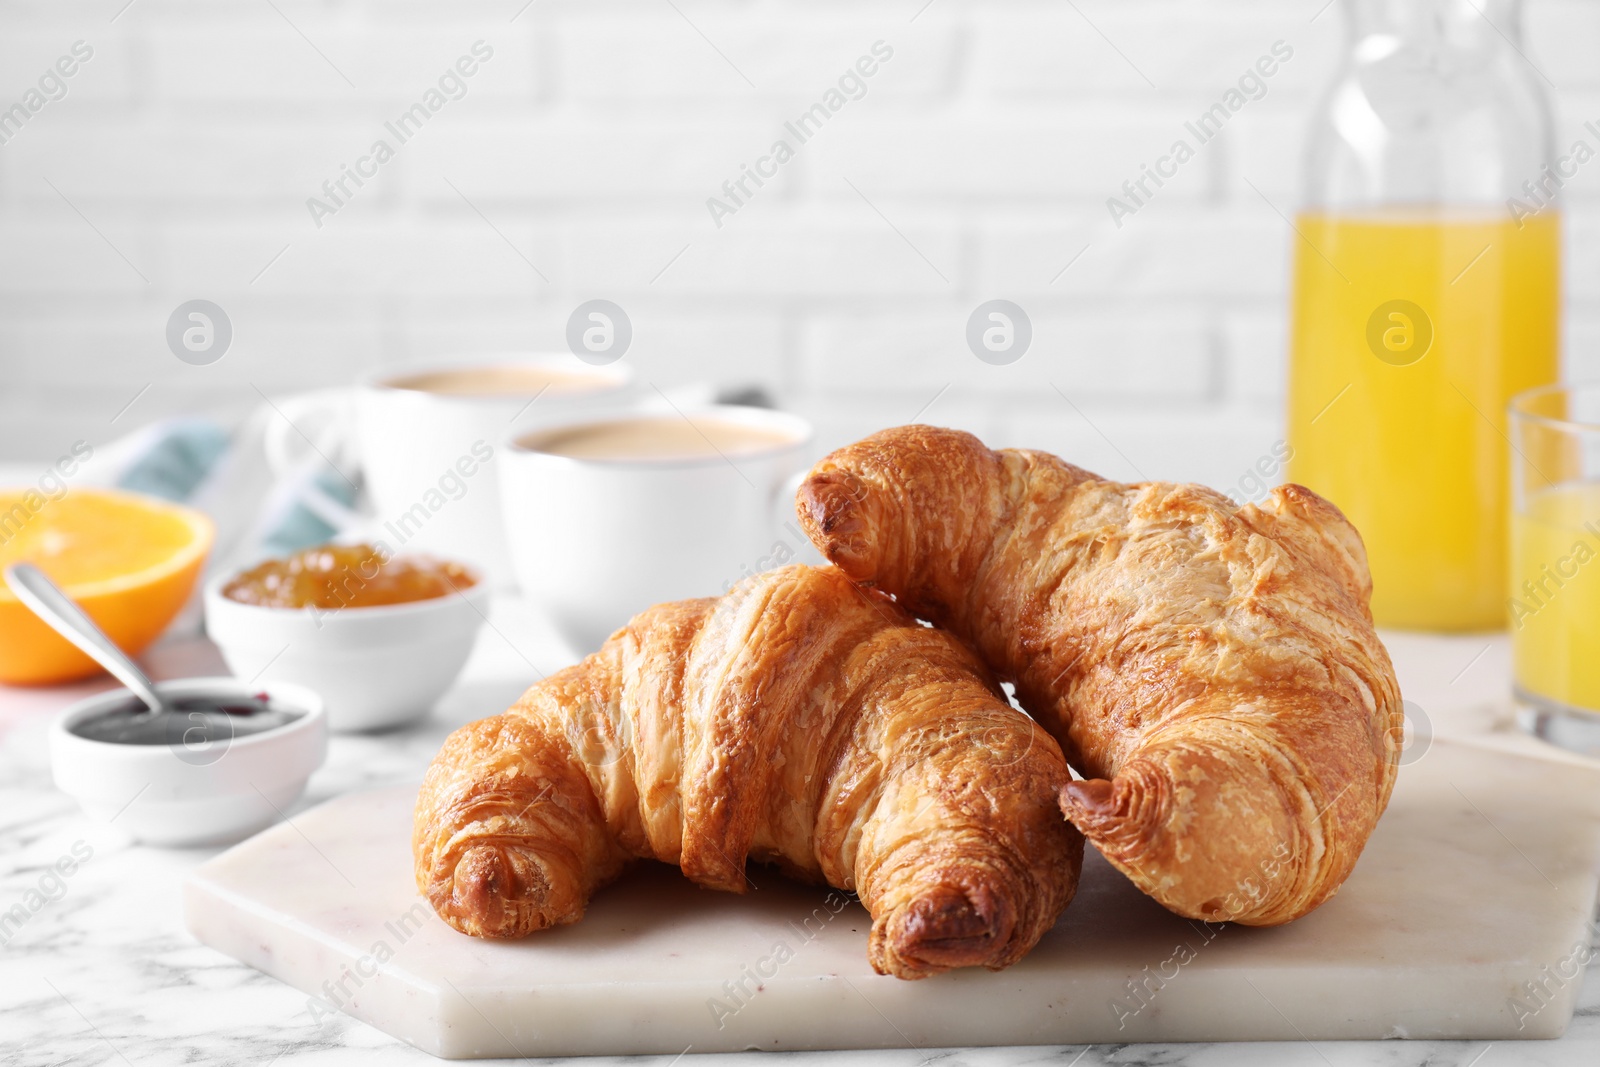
[204,563,489,622]
[505,404,814,470]
[52,676,326,755]
[361,352,634,394]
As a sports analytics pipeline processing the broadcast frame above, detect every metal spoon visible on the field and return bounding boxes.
[4,562,171,717]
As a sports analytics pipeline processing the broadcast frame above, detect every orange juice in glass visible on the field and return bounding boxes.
[1510,385,1600,752]
[1286,0,1560,631]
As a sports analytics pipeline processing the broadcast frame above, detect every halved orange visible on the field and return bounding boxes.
[0,487,213,685]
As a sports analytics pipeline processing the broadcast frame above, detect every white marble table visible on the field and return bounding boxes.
[3,599,1598,1067]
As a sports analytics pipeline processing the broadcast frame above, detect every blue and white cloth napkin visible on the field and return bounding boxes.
[74,401,365,637]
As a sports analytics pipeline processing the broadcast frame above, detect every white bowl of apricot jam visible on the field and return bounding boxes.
[204,543,487,733]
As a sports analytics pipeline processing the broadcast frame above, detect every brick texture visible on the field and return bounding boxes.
[0,0,1595,493]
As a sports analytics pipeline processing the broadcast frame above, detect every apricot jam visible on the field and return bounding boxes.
[221,543,475,609]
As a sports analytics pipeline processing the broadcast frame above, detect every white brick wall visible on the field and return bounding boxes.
[0,0,1596,491]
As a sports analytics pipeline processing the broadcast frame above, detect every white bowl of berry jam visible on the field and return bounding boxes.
[204,543,488,733]
[50,677,326,847]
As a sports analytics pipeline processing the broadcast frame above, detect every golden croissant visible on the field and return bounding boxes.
[796,425,1403,926]
[413,563,1081,978]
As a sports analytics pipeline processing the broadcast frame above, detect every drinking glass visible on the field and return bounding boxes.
[1510,383,1600,753]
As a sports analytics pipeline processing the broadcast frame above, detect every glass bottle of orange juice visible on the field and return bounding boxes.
[1287,0,1561,631]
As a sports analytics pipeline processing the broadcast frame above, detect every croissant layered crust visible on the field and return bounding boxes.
[413,563,1082,978]
[797,425,1403,926]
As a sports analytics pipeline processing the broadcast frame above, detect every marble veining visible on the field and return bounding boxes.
[3,615,1599,1066]
[183,737,1600,1056]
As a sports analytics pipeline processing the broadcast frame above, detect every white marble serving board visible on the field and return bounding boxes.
[184,736,1600,1058]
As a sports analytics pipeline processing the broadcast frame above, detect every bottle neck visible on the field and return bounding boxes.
[1345,0,1521,47]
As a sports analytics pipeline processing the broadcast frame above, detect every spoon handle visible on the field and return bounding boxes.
[4,562,168,713]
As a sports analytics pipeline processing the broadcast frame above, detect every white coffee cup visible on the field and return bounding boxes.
[500,405,815,655]
[264,354,633,585]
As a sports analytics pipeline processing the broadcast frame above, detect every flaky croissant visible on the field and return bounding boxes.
[413,563,1081,978]
[797,425,1402,926]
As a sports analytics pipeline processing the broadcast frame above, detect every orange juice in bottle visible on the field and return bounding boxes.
[1285,0,1560,631]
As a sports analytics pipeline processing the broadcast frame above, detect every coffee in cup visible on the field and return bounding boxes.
[263,356,635,588]
[527,415,800,462]
[358,357,633,583]
[383,365,612,399]
[500,405,814,654]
